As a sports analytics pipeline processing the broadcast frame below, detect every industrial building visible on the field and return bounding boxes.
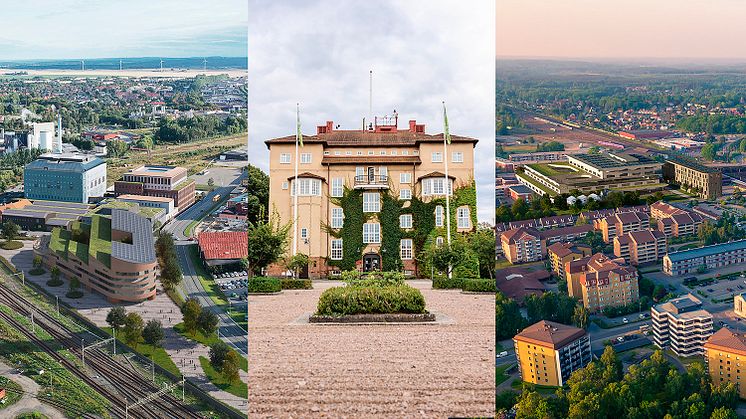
[513,320,592,387]
[24,152,107,203]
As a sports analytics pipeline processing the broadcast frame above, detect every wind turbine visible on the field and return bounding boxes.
[159,59,164,72]
[80,60,85,71]
[119,59,123,71]
[203,58,207,71]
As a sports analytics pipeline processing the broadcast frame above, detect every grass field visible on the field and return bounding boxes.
[496,364,515,386]
[101,326,181,377]
[106,133,246,186]
[198,356,247,398]
[0,376,22,410]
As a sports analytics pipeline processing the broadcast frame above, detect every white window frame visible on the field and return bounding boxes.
[300,228,308,239]
[400,173,411,183]
[280,153,291,164]
[402,150,409,156]
[331,178,343,197]
[363,192,380,212]
[363,223,381,244]
[400,188,412,200]
[436,236,444,247]
[331,239,343,260]
[400,239,413,260]
[282,181,289,190]
[356,166,365,177]
[292,178,321,196]
[435,205,444,227]
[331,207,344,229]
[452,151,464,163]
[400,214,413,229]
[423,178,452,196]
[457,207,471,229]
[431,152,443,163]
[300,153,312,164]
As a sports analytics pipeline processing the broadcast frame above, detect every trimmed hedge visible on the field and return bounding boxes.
[1,240,23,250]
[432,277,464,289]
[316,284,426,315]
[247,277,281,293]
[280,278,313,290]
[462,279,496,293]
[29,267,46,276]
[46,278,64,287]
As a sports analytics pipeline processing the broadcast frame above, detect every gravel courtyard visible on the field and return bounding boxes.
[248,280,495,418]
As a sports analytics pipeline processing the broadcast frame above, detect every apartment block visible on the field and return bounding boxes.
[652,294,713,357]
[663,239,746,276]
[500,227,543,264]
[547,242,592,279]
[662,156,722,200]
[613,229,667,266]
[565,253,639,312]
[114,165,195,213]
[651,201,703,238]
[513,320,592,387]
[705,327,746,398]
[598,211,650,243]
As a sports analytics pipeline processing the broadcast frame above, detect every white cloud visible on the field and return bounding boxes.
[249,0,495,223]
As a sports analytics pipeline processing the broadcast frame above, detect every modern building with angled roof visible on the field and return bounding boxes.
[704,327,746,397]
[663,239,746,276]
[663,155,722,200]
[513,320,592,386]
[38,209,157,303]
[24,152,106,203]
[265,115,478,278]
[114,165,195,213]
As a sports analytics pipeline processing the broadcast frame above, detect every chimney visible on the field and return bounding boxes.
[409,120,425,133]
[317,121,334,135]
[409,120,416,131]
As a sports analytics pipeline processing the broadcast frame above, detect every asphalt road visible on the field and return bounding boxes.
[162,172,247,356]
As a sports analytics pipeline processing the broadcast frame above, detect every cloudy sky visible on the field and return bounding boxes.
[249,0,496,222]
[498,0,746,60]
[0,0,247,59]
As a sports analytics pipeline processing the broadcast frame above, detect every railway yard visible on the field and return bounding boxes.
[0,272,237,419]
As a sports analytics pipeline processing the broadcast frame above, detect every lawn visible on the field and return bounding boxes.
[526,162,575,177]
[496,364,515,386]
[515,172,555,196]
[198,356,247,398]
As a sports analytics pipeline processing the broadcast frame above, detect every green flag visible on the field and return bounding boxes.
[443,102,451,145]
[296,104,303,147]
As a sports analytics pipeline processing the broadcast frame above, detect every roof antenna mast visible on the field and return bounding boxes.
[369,70,373,130]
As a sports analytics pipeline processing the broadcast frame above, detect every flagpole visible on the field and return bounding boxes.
[293,103,300,256]
[443,102,452,279]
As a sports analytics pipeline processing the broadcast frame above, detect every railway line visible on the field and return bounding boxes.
[0,284,203,419]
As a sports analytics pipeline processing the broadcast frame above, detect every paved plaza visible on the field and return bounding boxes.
[248,280,495,418]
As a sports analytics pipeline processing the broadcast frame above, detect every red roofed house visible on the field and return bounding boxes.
[500,227,543,264]
[197,231,248,267]
[565,253,639,312]
[650,201,703,238]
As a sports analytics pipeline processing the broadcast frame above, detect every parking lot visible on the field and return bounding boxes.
[215,271,249,305]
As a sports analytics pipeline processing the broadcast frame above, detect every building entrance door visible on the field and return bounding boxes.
[362,253,381,272]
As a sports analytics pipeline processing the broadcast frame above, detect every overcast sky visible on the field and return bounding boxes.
[249,0,495,222]
[0,0,247,59]
[497,0,746,60]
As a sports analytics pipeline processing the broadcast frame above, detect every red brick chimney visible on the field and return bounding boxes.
[317,120,334,135]
[409,120,425,133]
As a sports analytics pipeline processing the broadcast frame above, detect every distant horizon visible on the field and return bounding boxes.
[496,56,746,65]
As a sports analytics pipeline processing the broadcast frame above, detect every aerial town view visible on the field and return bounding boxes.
[0,1,249,418]
[496,1,746,418]
[246,1,496,417]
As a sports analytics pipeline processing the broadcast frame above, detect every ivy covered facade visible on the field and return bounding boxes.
[265,115,478,279]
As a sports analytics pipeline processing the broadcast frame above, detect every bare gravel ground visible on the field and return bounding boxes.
[248,280,495,418]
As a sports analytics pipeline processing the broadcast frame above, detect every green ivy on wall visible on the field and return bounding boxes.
[328,181,477,274]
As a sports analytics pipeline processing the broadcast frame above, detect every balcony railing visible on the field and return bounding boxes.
[353,174,389,189]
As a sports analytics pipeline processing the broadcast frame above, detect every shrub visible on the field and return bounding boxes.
[66,290,84,299]
[247,277,281,293]
[339,270,360,282]
[280,278,313,289]
[46,278,64,287]
[29,267,46,276]
[432,277,464,289]
[343,270,405,287]
[316,284,426,315]
[462,279,496,293]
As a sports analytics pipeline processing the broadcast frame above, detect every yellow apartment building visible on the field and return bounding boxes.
[704,327,746,397]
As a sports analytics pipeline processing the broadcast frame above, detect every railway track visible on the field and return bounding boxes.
[0,284,203,419]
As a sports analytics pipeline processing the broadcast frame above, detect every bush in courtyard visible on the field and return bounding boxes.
[316,284,426,315]
[247,277,281,293]
[461,278,496,293]
[339,270,360,282]
[280,278,312,289]
[432,277,464,289]
[344,271,405,288]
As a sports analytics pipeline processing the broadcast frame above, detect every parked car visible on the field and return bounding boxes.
[497,351,509,358]
[622,318,629,324]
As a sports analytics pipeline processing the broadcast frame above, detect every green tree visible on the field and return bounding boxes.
[122,312,144,347]
[209,340,231,370]
[516,390,555,419]
[142,319,164,347]
[710,407,738,419]
[1,221,19,243]
[32,255,42,268]
[496,291,525,340]
[572,305,589,330]
[221,350,241,383]
[197,310,219,337]
[246,213,290,276]
[599,346,622,382]
[283,253,309,279]
[181,298,202,336]
[470,225,497,279]
[246,164,270,224]
[106,307,127,331]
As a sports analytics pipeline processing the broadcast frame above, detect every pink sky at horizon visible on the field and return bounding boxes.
[497,0,746,60]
